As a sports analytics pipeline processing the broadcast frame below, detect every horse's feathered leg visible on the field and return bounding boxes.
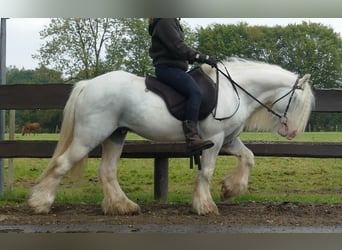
[220,137,255,200]
[29,82,89,214]
[191,133,224,215]
[99,129,141,215]
[28,140,90,213]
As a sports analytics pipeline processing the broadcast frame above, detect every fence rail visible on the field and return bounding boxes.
[1,140,342,159]
[1,84,342,200]
[1,84,342,111]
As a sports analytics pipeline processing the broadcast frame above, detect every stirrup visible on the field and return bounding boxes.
[190,151,202,170]
[186,140,214,155]
[186,140,213,171]
[188,141,213,170]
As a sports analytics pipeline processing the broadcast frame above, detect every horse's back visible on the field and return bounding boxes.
[83,71,144,92]
[25,122,40,129]
[76,70,149,114]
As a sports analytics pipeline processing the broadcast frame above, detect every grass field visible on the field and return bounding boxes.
[1,132,342,206]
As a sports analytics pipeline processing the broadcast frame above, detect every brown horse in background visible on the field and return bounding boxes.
[22,122,41,135]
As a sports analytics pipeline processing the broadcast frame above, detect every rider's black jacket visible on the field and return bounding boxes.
[148,18,199,71]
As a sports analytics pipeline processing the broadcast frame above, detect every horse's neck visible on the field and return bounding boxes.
[205,62,297,118]
[228,68,296,117]
[238,67,294,95]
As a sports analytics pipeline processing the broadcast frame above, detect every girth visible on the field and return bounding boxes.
[145,67,217,121]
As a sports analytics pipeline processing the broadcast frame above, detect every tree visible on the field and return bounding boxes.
[197,22,342,89]
[106,18,153,76]
[34,18,126,81]
[6,66,35,84]
[33,65,63,84]
[270,22,342,88]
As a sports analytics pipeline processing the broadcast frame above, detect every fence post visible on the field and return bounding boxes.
[7,110,15,190]
[154,157,168,202]
[0,18,7,196]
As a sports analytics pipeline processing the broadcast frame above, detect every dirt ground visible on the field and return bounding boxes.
[1,202,341,228]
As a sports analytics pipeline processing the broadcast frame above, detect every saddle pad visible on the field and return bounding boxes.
[145,67,217,121]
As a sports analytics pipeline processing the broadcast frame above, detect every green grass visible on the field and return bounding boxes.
[1,132,342,206]
[240,131,342,142]
[11,131,342,142]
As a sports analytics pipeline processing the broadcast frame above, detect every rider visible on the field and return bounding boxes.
[148,18,217,152]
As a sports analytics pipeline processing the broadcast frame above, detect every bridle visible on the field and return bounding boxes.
[214,64,302,130]
[270,77,301,127]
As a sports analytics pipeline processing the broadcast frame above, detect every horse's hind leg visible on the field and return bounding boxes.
[29,142,90,213]
[99,129,141,215]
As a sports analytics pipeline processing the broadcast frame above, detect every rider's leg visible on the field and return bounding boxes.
[155,66,213,152]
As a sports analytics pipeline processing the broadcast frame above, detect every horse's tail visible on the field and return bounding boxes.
[37,81,88,182]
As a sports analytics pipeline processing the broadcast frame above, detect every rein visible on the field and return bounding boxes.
[214,63,301,126]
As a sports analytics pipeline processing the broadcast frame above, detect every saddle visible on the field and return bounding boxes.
[145,67,217,121]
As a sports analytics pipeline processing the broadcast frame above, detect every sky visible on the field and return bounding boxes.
[3,18,342,70]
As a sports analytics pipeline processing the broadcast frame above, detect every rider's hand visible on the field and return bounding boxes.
[195,54,217,67]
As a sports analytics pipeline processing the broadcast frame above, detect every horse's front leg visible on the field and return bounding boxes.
[99,132,141,215]
[220,137,255,200]
[192,136,223,215]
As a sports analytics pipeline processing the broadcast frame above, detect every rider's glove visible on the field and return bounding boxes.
[195,54,218,67]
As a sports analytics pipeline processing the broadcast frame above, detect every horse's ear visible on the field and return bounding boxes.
[298,74,311,88]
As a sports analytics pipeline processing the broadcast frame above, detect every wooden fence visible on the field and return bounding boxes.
[1,84,342,201]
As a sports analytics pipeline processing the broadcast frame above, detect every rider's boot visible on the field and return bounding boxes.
[182,120,214,153]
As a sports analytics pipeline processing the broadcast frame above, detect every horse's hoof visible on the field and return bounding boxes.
[220,181,247,201]
[28,197,52,214]
[103,206,141,216]
[192,200,219,215]
[102,198,141,215]
[192,207,219,216]
[28,188,55,214]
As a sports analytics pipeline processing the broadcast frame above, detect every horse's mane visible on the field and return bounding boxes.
[202,57,288,76]
[245,83,314,134]
[224,57,289,74]
[245,106,278,132]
